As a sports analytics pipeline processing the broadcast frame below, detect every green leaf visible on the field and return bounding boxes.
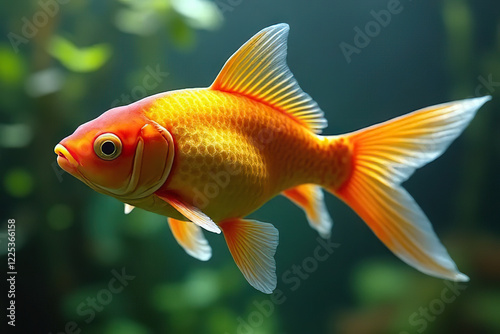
[48,36,112,73]
[171,0,223,30]
[168,15,196,49]
[0,45,25,85]
[114,9,161,36]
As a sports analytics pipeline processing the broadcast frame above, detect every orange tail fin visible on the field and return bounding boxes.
[331,96,491,281]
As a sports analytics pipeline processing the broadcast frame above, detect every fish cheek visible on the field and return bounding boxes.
[82,154,134,191]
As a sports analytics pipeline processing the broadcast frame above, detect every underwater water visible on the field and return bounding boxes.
[1,0,500,333]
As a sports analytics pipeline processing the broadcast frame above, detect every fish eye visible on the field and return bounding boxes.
[94,133,122,160]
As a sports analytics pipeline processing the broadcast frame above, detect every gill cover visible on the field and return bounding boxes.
[112,121,174,199]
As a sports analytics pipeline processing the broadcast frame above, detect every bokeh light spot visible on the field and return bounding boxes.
[4,168,34,198]
[47,204,74,231]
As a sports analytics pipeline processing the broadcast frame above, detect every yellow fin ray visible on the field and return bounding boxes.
[211,23,327,134]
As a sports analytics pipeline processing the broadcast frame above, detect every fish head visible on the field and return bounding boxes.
[54,104,175,200]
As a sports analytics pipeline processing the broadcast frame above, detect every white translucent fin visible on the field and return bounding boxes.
[156,193,221,234]
[332,96,491,282]
[210,23,327,134]
[168,218,212,261]
[219,218,279,294]
[282,184,332,238]
[124,203,135,214]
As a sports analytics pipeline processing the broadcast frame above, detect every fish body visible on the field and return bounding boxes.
[55,24,491,293]
[129,88,349,222]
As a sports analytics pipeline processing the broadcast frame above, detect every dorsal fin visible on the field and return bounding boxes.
[211,23,327,134]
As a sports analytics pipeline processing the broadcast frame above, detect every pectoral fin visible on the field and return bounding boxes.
[282,184,332,238]
[124,203,135,214]
[156,193,221,234]
[168,218,212,261]
[219,218,279,294]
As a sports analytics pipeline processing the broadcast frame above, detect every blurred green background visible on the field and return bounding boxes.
[1,0,500,333]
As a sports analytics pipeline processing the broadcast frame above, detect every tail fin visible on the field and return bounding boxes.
[332,96,491,281]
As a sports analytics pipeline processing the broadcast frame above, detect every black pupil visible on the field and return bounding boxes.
[101,141,116,155]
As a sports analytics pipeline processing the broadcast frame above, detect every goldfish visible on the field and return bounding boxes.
[55,23,491,293]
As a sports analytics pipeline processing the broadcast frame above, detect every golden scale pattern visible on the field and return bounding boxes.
[143,88,352,222]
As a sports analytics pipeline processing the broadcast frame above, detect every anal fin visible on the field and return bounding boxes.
[283,184,332,238]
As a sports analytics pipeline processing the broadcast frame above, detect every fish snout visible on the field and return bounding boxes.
[54,143,79,170]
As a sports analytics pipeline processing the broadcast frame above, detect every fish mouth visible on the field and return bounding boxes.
[54,144,79,171]
[54,143,98,192]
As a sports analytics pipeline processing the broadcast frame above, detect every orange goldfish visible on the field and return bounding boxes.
[55,24,491,293]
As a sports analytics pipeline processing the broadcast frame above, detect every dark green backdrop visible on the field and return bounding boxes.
[1,0,499,333]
